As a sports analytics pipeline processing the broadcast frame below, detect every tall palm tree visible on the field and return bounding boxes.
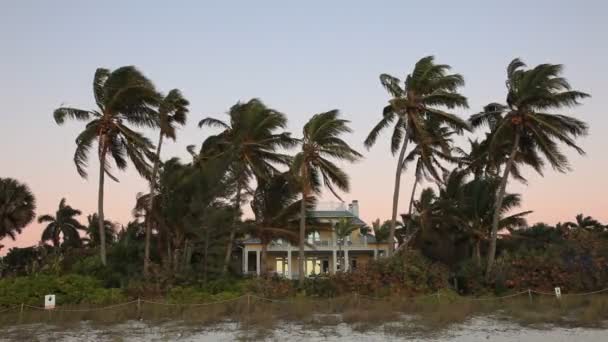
[565,214,604,231]
[364,56,470,255]
[470,59,589,278]
[84,213,116,247]
[198,98,296,275]
[334,218,359,271]
[292,110,362,285]
[0,178,36,241]
[54,66,160,265]
[38,198,86,249]
[249,172,302,276]
[144,89,189,275]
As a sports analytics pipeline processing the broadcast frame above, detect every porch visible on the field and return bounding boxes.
[242,248,386,278]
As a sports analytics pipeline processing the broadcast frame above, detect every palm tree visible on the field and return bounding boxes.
[334,218,359,271]
[371,219,391,255]
[470,59,589,278]
[38,198,86,249]
[0,178,36,241]
[565,214,604,231]
[292,110,362,285]
[144,89,189,275]
[455,175,531,267]
[198,98,296,275]
[400,123,458,247]
[54,66,160,265]
[84,213,116,247]
[364,56,470,255]
[249,172,302,276]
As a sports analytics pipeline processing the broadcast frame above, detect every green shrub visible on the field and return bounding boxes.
[303,275,338,297]
[0,274,125,306]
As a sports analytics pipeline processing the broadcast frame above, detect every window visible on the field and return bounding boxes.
[305,256,328,276]
[307,231,321,244]
[275,257,288,277]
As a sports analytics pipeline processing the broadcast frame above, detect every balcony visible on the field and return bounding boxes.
[267,239,372,251]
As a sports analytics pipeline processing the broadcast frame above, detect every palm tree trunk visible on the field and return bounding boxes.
[222,182,242,275]
[261,241,268,276]
[474,240,481,268]
[402,175,419,250]
[338,243,343,272]
[203,226,209,284]
[388,136,409,256]
[144,133,164,277]
[298,191,307,286]
[97,140,108,266]
[485,131,520,280]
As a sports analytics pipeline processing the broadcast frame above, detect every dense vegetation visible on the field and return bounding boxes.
[1,57,606,307]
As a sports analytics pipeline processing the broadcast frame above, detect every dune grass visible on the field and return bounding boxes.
[1,292,607,338]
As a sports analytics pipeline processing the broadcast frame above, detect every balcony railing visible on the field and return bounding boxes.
[267,239,372,250]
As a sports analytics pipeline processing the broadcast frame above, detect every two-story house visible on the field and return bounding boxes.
[241,200,390,278]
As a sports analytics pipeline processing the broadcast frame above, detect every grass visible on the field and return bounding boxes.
[1,292,607,338]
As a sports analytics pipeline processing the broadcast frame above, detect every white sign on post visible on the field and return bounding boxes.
[554,287,562,299]
[44,294,56,310]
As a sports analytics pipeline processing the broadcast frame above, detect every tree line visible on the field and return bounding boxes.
[1,56,600,285]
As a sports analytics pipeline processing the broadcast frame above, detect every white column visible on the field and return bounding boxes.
[332,249,337,274]
[373,249,378,260]
[256,250,261,276]
[344,249,349,272]
[243,248,249,274]
[287,249,292,279]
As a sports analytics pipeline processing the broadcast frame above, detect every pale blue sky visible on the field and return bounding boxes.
[1,1,607,250]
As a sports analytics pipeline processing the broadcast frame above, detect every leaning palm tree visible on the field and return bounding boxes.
[144,89,189,275]
[470,59,589,278]
[364,56,470,255]
[53,66,160,265]
[0,178,36,241]
[334,218,359,271]
[292,110,362,285]
[38,198,86,249]
[198,99,296,275]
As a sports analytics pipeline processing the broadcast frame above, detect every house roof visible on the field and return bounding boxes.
[308,210,367,225]
[242,234,378,245]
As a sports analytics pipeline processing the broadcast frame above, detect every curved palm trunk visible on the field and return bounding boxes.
[144,133,164,277]
[485,131,520,279]
[298,192,307,286]
[97,137,108,266]
[388,135,409,256]
[222,182,242,275]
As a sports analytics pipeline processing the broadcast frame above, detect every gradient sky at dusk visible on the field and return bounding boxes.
[2,0,607,253]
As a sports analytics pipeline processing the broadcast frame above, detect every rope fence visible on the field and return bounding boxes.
[1,287,607,323]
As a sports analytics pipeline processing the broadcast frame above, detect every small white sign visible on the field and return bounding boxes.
[554,287,562,299]
[44,295,56,310]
